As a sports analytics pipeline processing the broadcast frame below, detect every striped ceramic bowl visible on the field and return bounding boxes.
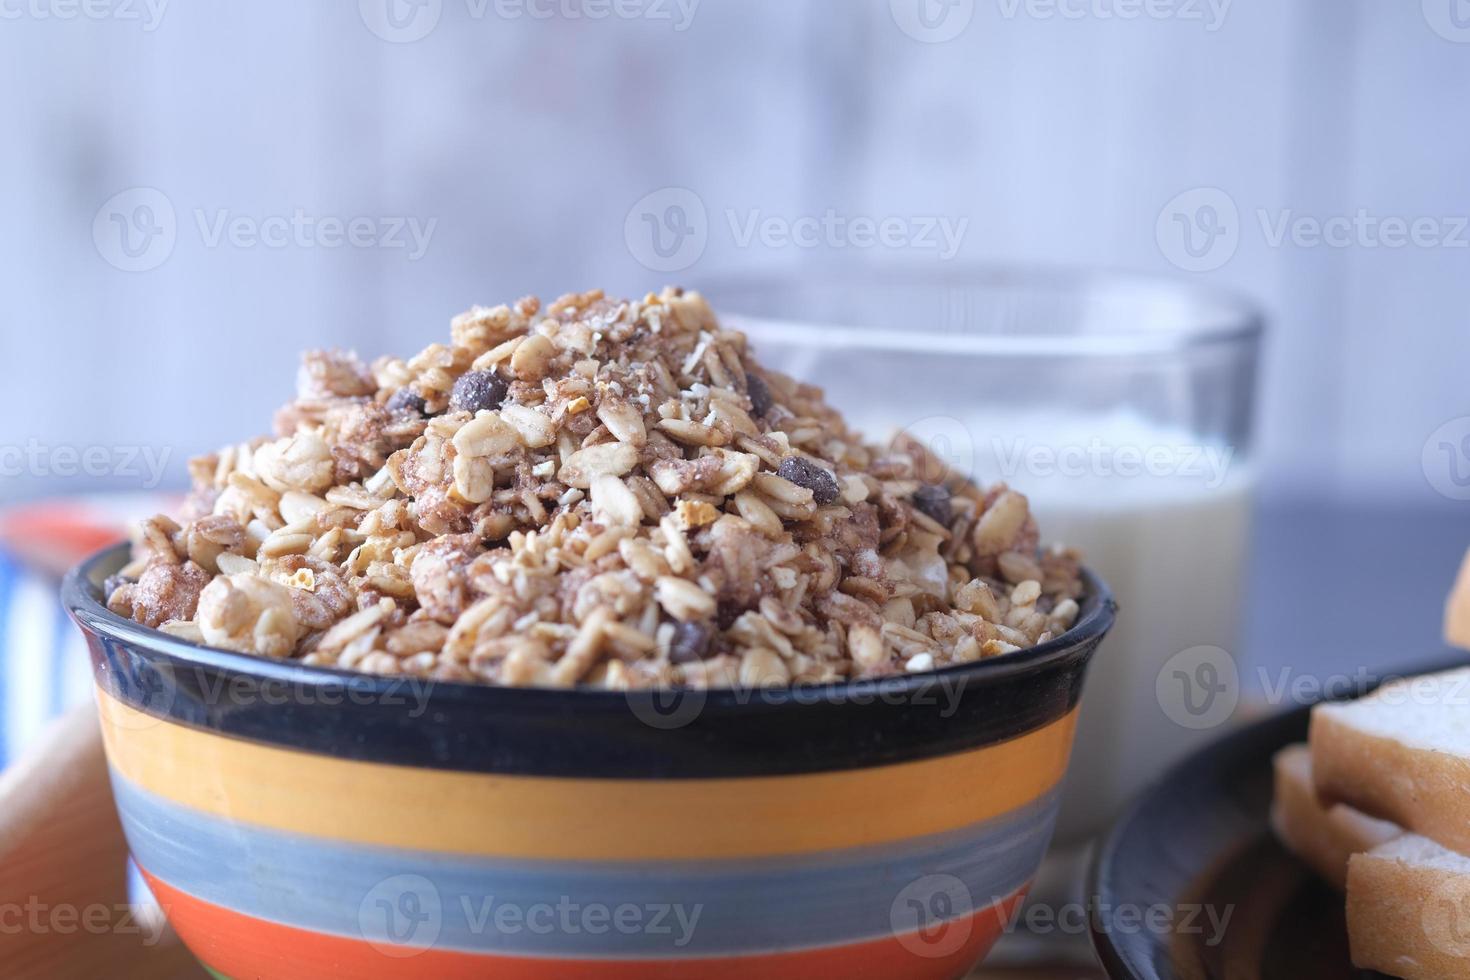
[64,542,1115,980]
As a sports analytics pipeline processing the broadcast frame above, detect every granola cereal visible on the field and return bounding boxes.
[106,288,1086,689]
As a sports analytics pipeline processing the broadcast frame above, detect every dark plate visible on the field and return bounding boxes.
[1088,657,1461,980]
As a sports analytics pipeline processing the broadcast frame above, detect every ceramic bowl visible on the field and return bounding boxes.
[64,542,1115,980]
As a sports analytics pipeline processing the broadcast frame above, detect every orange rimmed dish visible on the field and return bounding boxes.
[66,542,1114,980]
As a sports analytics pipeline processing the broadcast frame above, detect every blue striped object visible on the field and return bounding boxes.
[0,549,95,770]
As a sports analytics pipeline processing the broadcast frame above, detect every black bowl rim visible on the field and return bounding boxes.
[64,541,1116,711]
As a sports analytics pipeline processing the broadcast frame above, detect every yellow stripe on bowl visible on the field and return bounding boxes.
[98,688,1076,861]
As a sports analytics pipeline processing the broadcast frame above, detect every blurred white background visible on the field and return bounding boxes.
[2,0,1467,509]
[2,12,1470,959]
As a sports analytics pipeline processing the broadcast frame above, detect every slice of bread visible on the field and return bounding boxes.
[1448,546,1470,650]
[1311,667,1470,854]
[1271,743,1399,888]
[1348,834,1470,979]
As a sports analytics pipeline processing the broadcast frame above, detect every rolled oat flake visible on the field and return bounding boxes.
[777,456,840,505]
[450,370,510,414]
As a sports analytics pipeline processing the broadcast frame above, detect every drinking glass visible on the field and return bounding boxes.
[704,266,1263,842]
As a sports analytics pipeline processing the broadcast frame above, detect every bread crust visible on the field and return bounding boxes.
[1271,744,1398,888]
[1348,842,1470,979]
[1311,702,1470,855]
[1447,546,1470,650]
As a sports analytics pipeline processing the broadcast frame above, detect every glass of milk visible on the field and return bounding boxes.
[706,267,1262,843]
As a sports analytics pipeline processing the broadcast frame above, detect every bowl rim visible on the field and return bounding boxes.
[64,541,1117,709]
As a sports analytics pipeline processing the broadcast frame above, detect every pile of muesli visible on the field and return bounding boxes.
[106,288,1085,689]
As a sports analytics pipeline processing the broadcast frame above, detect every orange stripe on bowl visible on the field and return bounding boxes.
[144,868,1022,980]
[99,688,1075,861]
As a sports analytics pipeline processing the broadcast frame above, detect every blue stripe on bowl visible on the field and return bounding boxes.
[112,769,1055,958]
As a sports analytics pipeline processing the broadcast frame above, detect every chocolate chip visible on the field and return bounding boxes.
[716,601,745,631]
[449,371,509,414]
[777,456,840,505]
[669,621,714,664]
[912,484,952,526]
[745,372,774,418]
[385,387,427,417]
